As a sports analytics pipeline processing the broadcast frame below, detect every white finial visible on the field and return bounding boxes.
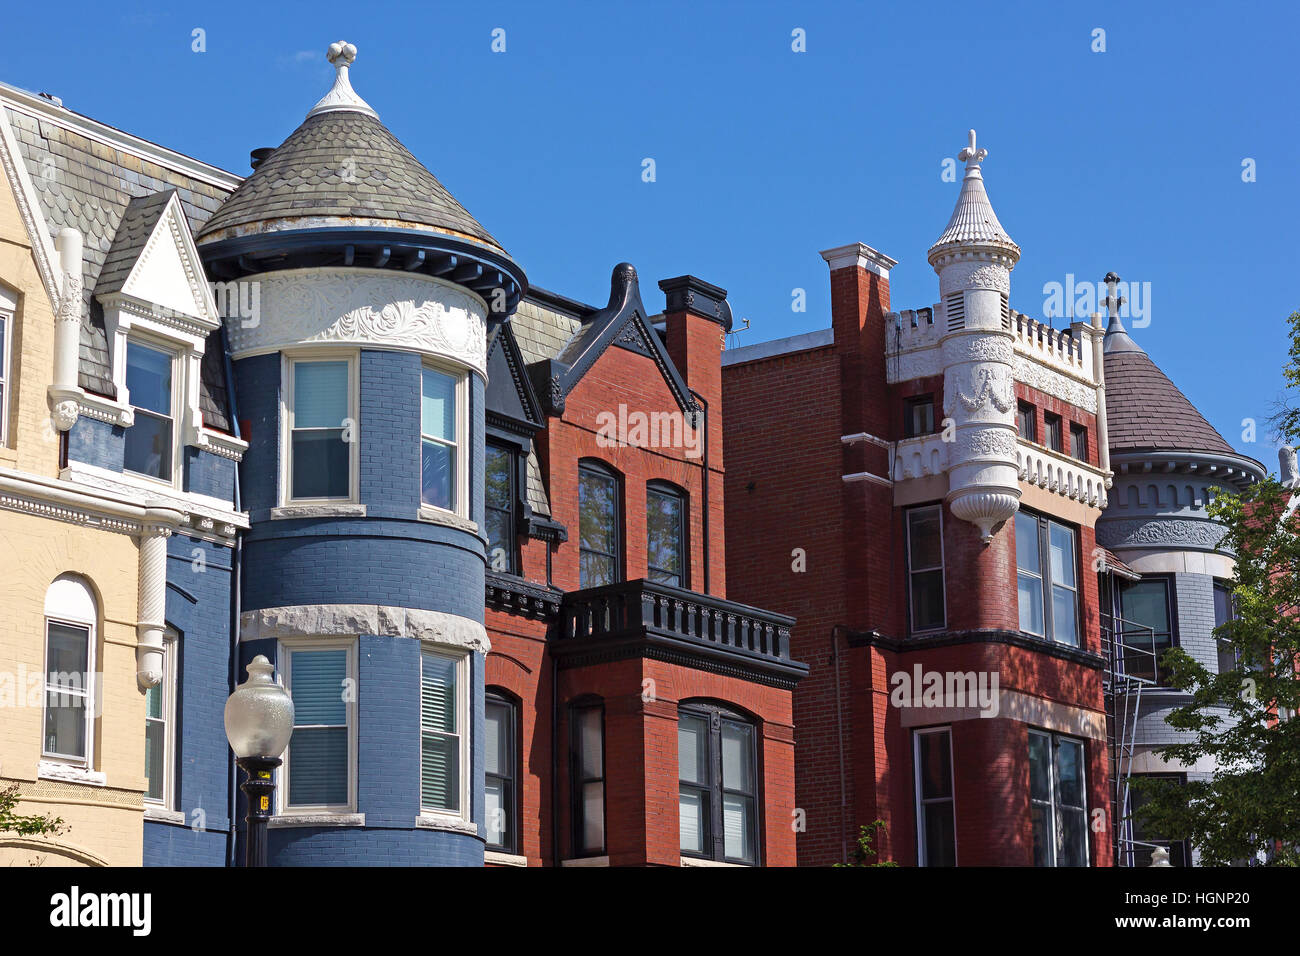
[958,129,988,175]
[307,40,377,119]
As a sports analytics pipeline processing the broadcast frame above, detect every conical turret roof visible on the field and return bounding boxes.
[928,129,1019,262]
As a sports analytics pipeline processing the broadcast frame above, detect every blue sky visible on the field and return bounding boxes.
[6,0,1296,466]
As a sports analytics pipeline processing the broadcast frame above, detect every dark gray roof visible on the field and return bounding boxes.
[95,189,173,295]
[1103,317,1236,457]
[5,105,235,430]
[197,111,502,253]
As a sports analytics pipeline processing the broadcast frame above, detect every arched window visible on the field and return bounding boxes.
[678,701,759,865]
[485,690,519,854]
[646,481,687,588]
[43,575,97,767]
[578,460,621,588]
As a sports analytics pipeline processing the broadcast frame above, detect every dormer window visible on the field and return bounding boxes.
[123,340,178,483]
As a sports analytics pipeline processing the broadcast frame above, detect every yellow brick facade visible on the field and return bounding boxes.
[0,142,146,867]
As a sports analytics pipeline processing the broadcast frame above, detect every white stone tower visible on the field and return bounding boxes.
[928,130,1022,542]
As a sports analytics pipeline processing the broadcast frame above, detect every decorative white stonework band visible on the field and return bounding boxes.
[240,603,490,653]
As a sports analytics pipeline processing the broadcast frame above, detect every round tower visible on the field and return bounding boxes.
[197,42,526,866]
[928,130,1022,542]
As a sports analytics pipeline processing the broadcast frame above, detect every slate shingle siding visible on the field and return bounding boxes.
[1103,348,1236,456]
[4,105,234,429]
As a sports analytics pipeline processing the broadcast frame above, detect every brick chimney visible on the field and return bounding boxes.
[821,242,896,439]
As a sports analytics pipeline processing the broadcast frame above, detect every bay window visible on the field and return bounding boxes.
[1016,510,1079,646]
[1029,730,1089,867]
[421,647,468,817]
[286,356,354,502]
[914,727,956,866]
[282,642,355,812]
[646,481,686,587]
[124,339,177,482]
[578,461,620,588]
[906,505,946,632]
[678,703,759,865]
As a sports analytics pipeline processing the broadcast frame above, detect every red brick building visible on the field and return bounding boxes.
[723,131,1115,866]
[483,263,806,866]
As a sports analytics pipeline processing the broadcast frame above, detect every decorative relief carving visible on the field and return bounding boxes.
[938,259,1010,296]
[954,367,1016,414]
[57,271,83,325]
[1013,354,1097,413]
[228,271,488,373]
[964,337,1014,364]
[962,427,1018,459]
[1096,517,1228,551]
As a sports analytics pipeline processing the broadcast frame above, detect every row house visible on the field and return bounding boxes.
[724,131,1127,867]
[0,42,804,866]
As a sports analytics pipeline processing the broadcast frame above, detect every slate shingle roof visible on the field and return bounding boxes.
[95,189,173,295]
[1103,325,1237,457]
[4,104,235,430]
[197,111,502,253]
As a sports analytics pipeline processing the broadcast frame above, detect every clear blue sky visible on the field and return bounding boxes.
[6,0,1296,467]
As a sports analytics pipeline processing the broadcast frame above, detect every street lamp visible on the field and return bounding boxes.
[224,655,294,867]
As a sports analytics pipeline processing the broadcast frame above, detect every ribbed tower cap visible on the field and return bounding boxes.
[928,129,1020,264]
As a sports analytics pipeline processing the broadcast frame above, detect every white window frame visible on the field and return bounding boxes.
[278,638,358,816]
[143,628,178,809]
[419,644,470,823]
[41,577,97,770]
[0,287,14,447]
[905,505,946,633]
[913,727,957,867]
[419,360,469,520]
[122,334,183,488]
[281,351,360,506]
[1029,729,1090,867]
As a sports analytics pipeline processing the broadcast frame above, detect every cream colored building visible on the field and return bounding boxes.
[0,82,244,866]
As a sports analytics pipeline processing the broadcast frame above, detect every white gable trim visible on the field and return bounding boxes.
[0,101,61,307]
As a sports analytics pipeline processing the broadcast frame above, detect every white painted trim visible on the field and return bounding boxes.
[282,350,360,507]
[0,83,243,190]
[819,241,898,276]
[41,578,97,773]
[59,460,246,538]
[268,813,365,828]
[241,604,490,653]
[119,335,184,490]
[0,308,11,446]
[841,470,893,488]
[277,638,359,816]
[560,856,609,867]
[420,360,469,520]
[485,850,529,867]
[0,98,61,305]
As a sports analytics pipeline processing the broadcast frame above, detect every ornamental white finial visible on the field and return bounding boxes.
[958,128,988,171]
[307,40,377,119]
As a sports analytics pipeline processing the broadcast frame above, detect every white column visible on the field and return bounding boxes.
[136,508,180,688]
[50,227,84,430]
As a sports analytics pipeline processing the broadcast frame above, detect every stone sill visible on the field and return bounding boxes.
[143,806,187,826]
[415,813,478,836]
[37,760,105,786]
[484,850,529,867]
[560,855,609,867]
[417,506,479,535]
[269,812,365,828]
[271,503,367,520]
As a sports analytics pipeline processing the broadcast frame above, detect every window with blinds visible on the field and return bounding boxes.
[284,645,353,810]
[678,703,759,865]
[570,702,605,856]
[421,649,464,815]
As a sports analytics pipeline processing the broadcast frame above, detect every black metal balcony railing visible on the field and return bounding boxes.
[556,579,807,688]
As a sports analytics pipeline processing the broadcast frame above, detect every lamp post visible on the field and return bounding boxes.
[223,655,294,867]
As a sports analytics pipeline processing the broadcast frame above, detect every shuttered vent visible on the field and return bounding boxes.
[945,292,965,332]
[1001,294,1011,331]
